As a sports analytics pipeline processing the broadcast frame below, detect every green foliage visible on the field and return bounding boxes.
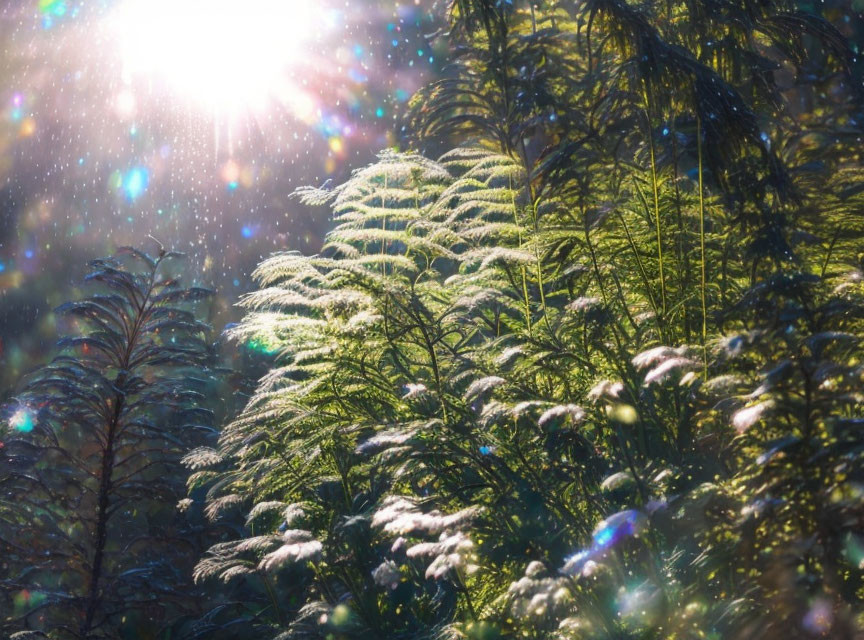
[192,0,864,637]
[0,246,219,639]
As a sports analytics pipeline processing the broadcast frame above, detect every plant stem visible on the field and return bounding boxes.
[510,173,533,334]
[644,85,667,318]
[697,115,708,378]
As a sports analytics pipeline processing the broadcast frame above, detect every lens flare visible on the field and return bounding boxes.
[10,408,35,433]
[123,167,149,201]
[109,0,323,115]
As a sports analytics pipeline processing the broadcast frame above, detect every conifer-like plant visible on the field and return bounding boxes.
[192,0,864,637]
[0,246,216,639]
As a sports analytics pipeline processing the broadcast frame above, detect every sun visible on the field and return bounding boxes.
[109,0,323,115]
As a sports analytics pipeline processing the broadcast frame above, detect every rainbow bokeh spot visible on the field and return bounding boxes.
[38,0,66,16]
[247,338,280,356]
[10,408,35,433]
[123,167,149,201]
